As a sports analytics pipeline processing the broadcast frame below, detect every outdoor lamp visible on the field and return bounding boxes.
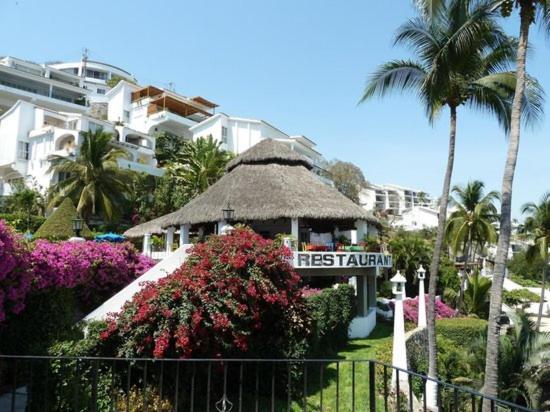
[417,265,426,280]
[222,202,235,223]
[390,271,407,296]
[72,216,84,238]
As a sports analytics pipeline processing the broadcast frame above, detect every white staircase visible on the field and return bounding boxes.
[83,245,191,322]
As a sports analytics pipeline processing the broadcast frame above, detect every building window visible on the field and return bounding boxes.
[97,88,106,95]
[88,122,102,133]
[221,126,228,144]
[17,141,29,160]
[123,110,130,123]
[86,69,107,80]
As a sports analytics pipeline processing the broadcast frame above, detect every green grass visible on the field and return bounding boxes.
[510,273,542,288]
[286,322,393,411]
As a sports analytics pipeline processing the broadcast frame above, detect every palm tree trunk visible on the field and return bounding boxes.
[482,7,531,407]
[427,105,457,401]
[536,257,548,331]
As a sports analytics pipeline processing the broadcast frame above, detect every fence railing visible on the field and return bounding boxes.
[0,355,534,412]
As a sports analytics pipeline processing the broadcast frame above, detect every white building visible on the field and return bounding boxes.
[360,183,439,230]
[0,56,90,115]
[190,113,329,179]
[0,54,222,197]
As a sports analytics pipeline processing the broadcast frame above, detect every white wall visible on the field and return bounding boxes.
[394,207,438,231]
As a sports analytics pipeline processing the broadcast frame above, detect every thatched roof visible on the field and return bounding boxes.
[124,139,378,237]
[226,139,312,171]
[34,198,92,240]
[123,210,181,238]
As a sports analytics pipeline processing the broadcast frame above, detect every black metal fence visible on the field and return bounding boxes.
[0,355,534,412]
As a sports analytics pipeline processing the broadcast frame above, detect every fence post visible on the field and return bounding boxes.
[369,361,376,412]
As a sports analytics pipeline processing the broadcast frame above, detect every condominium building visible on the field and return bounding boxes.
[359,183,439,230]
[0,55,329,197]
[190,113,329,179]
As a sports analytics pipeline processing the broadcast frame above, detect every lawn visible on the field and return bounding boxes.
[288,322,393,411]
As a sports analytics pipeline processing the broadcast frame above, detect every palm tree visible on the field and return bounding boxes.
[484,0,550,402]
[520,192,550,331]
[48,128,132,222]
[446,181,499,264]
[463,271,492,317]
[470,311,550,408]
[168,136,233,200]
[360,0,539,388]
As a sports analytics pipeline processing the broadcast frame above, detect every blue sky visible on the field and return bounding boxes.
[1,0,548,217]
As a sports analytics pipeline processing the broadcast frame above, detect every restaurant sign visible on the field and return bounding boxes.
[293,252,392,269]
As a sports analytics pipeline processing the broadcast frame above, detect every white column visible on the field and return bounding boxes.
[165,227,175,253]
[291,218,299,241]
[417,273,427,329]
[391,272,408,391]
[179,224,190,245]
[143,233,151,256]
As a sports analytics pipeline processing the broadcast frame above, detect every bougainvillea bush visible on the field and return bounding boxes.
[101,228,312,359]
[30,240,154,310]
[0,220,31,322]
[394,296,456,323]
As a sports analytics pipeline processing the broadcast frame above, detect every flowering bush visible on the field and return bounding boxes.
[101,228,311,359]
[30,240,154,308]
[0,220,31,322]
[396,296,456,323]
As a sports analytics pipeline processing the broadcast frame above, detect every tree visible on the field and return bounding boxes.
[34,198,93,240]
[484,0,549,401]
[154,131,187,167]
[168,136,233,200]
[388,231,432,296]
[446,180,499,310]
[48,128,133,222]
[520,192,550,331]
[462,271,492,318]
[470,311,550,408]
[361,0,541,387]
[4,180,45,232]
[326,160,367,203]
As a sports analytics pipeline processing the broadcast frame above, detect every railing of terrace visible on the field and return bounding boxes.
[0,355,534,412]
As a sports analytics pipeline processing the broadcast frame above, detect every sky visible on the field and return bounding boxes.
[0,0,548,218]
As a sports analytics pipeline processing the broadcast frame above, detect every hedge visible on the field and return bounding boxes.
[503,288,540,306]
[34,198,92,240]
[375,317,487,394]
[0,213,45,233]
[306,284,356,356]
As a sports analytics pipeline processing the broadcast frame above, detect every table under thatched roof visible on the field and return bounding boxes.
[124,139,379,237]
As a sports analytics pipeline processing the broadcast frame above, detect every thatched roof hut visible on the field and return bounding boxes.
[124,139,378,237]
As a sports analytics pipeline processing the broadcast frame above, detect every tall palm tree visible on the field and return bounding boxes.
[48,128,132,222]
[484,0,550,403]
[360,0,540,389]
[446,181,499,311]
[168,136,233,200]
[520,192,550,331]
[446,181,499,266]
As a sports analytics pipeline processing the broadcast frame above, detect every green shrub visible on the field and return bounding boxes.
[503,288,541,306]
[0,213,45,233]
[378,280,393,298]
[306,284,357,356]
[436,317,487,345]
[0,289,79,355]
[34,198,92,240]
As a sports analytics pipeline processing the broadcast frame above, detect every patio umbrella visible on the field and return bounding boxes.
[95,233,126,243]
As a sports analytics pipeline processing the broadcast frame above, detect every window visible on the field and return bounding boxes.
[88,122,102,133]
[97,88,106,95]
[85,69,107,80]
[123,110,130,123]
[17,141,29,160]
[221,126,228,144]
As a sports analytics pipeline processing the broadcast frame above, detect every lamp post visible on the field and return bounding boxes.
[70,215,85,242]
[417,265,427,328]
[219,203,235,235]
[222,202,235,223]
[390,271,408,391]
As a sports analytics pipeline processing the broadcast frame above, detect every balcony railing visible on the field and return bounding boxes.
[0,355,533,412]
